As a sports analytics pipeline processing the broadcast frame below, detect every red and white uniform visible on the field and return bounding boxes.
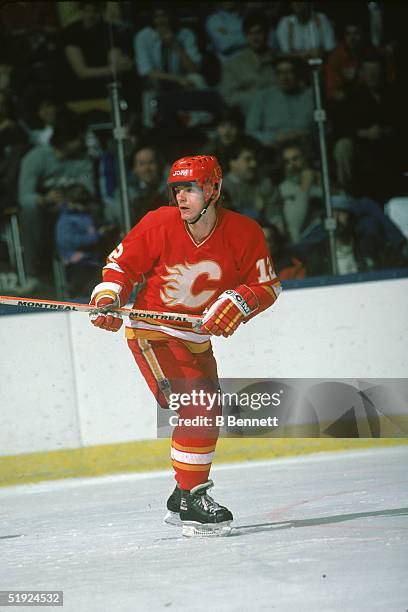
[101,205,281,489]
[104,206,281,341]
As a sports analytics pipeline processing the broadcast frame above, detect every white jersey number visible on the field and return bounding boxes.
[256,257,275,283]
[109,243,124,260]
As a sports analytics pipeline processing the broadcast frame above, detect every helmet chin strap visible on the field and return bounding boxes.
[187,201,211,225]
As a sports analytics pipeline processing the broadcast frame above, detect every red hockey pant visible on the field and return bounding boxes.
[127,338,220,490]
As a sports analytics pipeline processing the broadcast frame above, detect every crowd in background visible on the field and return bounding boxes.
[0,1,407,298]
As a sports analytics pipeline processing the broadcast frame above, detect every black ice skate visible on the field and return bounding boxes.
[180,480,233,537]
[163,484,182,526]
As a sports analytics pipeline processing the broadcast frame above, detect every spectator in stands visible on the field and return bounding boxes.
[20,92,63,146]
[242,1,284,51]
[332,53,403,201]
[134,6,202,93]
[294,194,407,275]
[326,20,394,102]
[342,194,407,266]
[326,21,367,102]
[335,1,408,61]
[276,2,336,58]
[18,113,95,276]
[55,183,118,297]
[0,1,59,93]
[108,145,167,226]
[324,1,386,50]
[198,107,261,173]
[222,141,284,230]
[138,6,203,84]
[220,11,276,114]
[0,89,28,214]
[329,198,369,275]
[262,222,306,280]
[205,3,246,65]
[134,5,220,127]
[278,141,323,243]
[57,1,123,28]
[246,57,313,148]
[0,90,25,149]
[58,1,132,102]
[97,109,144,216]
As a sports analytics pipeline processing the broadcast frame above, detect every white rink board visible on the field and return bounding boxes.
[0,313,80,454]
[213,277,408,378]
[0,277,407,456]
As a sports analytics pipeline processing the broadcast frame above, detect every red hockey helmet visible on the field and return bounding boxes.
[167,155,222,206]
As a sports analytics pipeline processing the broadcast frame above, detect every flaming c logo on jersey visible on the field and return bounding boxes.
[160,260,222,309]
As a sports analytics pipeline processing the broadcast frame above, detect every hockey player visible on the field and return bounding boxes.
[89,155,281,537]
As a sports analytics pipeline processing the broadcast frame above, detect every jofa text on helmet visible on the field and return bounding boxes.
[172,169,193,176]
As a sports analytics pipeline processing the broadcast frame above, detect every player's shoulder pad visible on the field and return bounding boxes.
[221,208,264,237]
[150,205,178,218]
[143,205,177,223]
[127,205,178,234]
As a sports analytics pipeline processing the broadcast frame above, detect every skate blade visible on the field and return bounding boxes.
[163,510,182,526]
[182,521,232,538]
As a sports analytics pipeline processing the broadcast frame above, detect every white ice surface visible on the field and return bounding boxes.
[1,446,407,612]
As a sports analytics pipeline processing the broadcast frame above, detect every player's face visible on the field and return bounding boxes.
[174,183,205,221]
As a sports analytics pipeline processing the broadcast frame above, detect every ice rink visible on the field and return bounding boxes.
[1,445,407,612]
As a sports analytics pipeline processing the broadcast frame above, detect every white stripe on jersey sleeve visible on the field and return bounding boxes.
[103,262,126,274]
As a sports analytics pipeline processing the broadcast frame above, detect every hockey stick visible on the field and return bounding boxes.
[0,294,203,329]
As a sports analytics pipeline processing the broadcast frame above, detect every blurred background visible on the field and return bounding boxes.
[0,0,407,300]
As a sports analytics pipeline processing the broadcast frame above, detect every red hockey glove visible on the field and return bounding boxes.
[89,282,123,332]
[201,285,258,338]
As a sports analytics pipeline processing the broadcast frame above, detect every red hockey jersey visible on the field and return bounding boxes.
[102,206,281,348]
